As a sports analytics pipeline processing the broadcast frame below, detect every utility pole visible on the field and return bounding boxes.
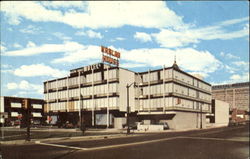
[126,84,130,134]
[126,82,135,134]
[80,95,85,135]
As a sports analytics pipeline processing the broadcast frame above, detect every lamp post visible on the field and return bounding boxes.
[126,82,135,135]
[80,95,85,134]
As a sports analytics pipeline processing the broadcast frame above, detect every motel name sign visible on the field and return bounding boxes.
[101,46,120,66]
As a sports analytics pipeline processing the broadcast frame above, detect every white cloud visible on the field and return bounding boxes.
[1,1,186,29]
[152,17,249,48]
[41,1,86,9]
[120,47,221,74]
[220,52,240,59]
[85,30,103,39]
[7,83,18,89]
[212,72,249,85]
[7,80,43,94]
[20,25,41,34]
[232,61,249,67]
[75,30,103,39]
[134,32,152,42]
[13,43,22,48]
[120,63,148,68]
[116,37,125,41]
[13,64,68,78]
[26,41,36,48]
[2,41,85,56]
[230,72,249,82]
[1,44,7,52]
[52,45,101,63]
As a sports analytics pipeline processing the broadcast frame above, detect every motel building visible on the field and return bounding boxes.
[43,46,212,130]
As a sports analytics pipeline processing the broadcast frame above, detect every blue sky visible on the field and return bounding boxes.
[1,1,249,99]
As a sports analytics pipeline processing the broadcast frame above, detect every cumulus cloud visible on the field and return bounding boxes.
[134,32,152,42]
[13,64,68,78]
[1,1,186,29]
[7,80,43,94]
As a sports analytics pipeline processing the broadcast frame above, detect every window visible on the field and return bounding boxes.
[177,98,181,104]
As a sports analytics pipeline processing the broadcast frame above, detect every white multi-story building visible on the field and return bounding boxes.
[44,62,212,130]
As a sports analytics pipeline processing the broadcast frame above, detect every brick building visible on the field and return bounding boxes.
[0,96,45,127]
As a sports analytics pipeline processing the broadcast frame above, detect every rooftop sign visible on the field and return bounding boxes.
[101,46,120,66]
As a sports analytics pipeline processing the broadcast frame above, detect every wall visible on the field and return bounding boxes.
[119,69,135,112]
[215,100,229,126]
[172,111,206,130]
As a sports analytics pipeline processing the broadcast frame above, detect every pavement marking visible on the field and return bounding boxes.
[83,136,183,151]
[181,136,249,143]
[35,141,88,150]
[35,136,183,151]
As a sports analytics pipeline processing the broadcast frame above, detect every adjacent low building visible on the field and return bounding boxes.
[44,61,212,130]
[206,99,229,127]
[0,96,44,127]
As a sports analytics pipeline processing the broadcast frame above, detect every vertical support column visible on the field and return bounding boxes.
[67,76,69,112]
[46,81,49,114]
[56,79,59,116]
[92,69,94,126]
[78,72,81,125]
[137,73,140,113]
[163,65,166,113]
[107,67,109,128]
[148,69,151,113]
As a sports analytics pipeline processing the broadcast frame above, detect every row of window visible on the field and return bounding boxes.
[45,70,118,90]
[136,83,211,101]
[140,69,211,92]
[45,83,119,100]
[47,97,119,111]
[136,97,210,111]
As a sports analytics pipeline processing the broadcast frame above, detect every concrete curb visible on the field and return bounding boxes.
[0,133,132,145]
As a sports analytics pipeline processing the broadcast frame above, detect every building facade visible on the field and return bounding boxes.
[44,62,212,130]
[212,82,249,121]
[207,99,229,127]
[0,96,44,127]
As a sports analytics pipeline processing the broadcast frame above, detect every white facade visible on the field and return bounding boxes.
[44,62,212,129]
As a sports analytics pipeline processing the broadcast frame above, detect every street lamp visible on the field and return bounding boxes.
[126,82,136,135]
[80,94,85,134]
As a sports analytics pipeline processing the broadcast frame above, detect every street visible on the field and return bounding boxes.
[1,125,249,159]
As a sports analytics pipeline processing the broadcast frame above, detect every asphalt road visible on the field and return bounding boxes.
[1,125,249,159]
